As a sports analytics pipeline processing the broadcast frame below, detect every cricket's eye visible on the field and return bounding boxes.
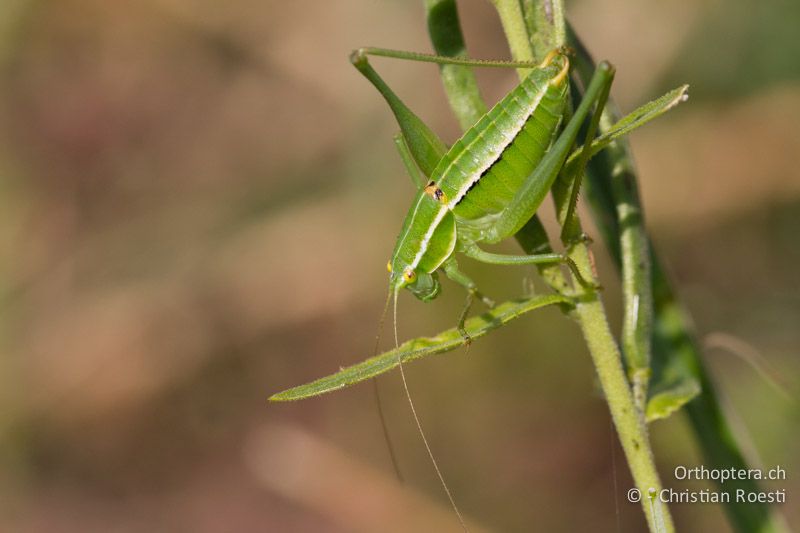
[404,269,416,282]
[387,261,393,273]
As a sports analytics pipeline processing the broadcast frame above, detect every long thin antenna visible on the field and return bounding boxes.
[704,332,793,402]
[393,291,468,532]
[372,285,404,481]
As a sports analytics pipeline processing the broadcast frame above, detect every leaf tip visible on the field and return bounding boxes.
[268,391,293,402]
[645,380,701,423]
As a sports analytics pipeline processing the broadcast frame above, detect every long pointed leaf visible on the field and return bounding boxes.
[565,84,690,167]
[270,294,571,401]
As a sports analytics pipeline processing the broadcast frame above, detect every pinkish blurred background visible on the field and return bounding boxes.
[0,0,797,531]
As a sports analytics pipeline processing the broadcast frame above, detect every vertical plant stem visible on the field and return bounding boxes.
[521,0,565,61]
[498,2,674,530]
[568,247,673,533]
[566,29,653,417]
[568,26,786,533]
[424,0,486,129]
[492,0,536,68]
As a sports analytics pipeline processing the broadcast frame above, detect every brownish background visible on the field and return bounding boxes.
[0,0,797,531]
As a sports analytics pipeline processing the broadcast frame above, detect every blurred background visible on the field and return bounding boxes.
[0,0,798,531]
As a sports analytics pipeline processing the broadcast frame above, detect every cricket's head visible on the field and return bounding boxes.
[387,260,441,302]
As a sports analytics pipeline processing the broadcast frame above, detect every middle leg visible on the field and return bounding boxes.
[442,259,495,345]
[462,245,598,290]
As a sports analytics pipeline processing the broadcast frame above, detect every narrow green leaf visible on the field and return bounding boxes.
[594,84,689,147]
[646,379,701,423]
[424,0,487,129]
[566,85,690,167]
[270,294,571,402]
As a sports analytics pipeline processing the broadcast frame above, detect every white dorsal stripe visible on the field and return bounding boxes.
[408,77,551,273]
[446,83,549,209]
[409,205,450,270]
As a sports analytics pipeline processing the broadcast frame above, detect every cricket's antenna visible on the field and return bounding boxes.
[704,331,792,402]
[374,283,393,355]
[393,290,468,532]
[392,289,399,349]
[372,284,404,482]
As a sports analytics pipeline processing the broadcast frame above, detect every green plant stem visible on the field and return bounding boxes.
[424,0,486,129]
[549,172,672,530]
[570,249,672,533]
[599,108,653,412]
[565,29,653,418]
[567,26,786,533]
[492,0,536,75]
[498,3,674,531]
[520,0,565,61]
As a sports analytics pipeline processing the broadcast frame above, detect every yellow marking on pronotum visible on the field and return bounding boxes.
[387,260,393,273]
